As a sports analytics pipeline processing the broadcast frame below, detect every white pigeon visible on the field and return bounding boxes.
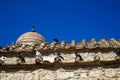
[0,56,7,61]
[35,50,43,61]
[89,52,95,56]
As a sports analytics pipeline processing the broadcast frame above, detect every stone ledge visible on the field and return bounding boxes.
[0,60,120,71]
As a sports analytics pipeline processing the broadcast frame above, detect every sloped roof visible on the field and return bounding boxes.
[1,38,119,53]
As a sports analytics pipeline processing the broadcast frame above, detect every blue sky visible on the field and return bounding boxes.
[0,0,120,46]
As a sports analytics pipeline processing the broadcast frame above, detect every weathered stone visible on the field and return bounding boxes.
[11,73,24,80]
[57,72,74,79]
[94,55,100,61]
[32,70,39,80]
[80,73,87,78]
[12,75,19,80]
[32,70,39,74]
[24,73,33,80]
[60,41,66,48]
[0,73,7,80]
[73,73,80,79]
[6,73,14,80]
[32,73,39,80]
[104,69,116,78]
[79,69,88,73]
[40,71,54,80]
[89,70,102,78]
[73,75,79,79]
[71,40,76,48]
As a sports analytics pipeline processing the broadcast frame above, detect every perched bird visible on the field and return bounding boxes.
[89,52,95,56]
[75,52,83,61]
[0,56,7,61]
[35,49,43,62]
[53,38,59,43]
[55,51,61,56]
[18,52,25,63]
[0,46,2,49]
[114,48,120,56]
[32,25,35,32]
[55,51,64,60]
[5,44,10,51]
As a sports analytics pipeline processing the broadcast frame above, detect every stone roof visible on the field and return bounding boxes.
[16,32,46,44]
[1,38,120,53]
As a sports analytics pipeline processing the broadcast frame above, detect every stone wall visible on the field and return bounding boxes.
[0,67,120,80]
[3,51,117,64]
[0,51,119,80]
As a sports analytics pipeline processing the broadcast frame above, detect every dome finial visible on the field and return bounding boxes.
[32,25,35,32]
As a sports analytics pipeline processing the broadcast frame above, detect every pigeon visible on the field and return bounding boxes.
[114,48,120,56]
[75,52,83,61]
[18,52,25,63]
[53,38,58,43]
[55,51,64,60]
[0,56,7,61]
[0,46,2,49]
[35,49,43,62]
[32,25,35,32]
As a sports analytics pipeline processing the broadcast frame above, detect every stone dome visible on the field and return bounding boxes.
[16,32,46,45]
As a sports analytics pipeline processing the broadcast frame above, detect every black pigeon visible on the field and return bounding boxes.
[32,25,35,32]
[53,38,58,43]
[55,51,64,60]
[0,46,2,49]
[56,51,61,56]
[114,48,120,56]
[59,55,64,60]
[75,52,83,61]
[18,52,25,62]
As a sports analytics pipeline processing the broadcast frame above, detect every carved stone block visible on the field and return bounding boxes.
[35,58,41,64]
[54,57,61,63]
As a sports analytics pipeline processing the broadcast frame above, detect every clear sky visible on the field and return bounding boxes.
[0,0,120,46]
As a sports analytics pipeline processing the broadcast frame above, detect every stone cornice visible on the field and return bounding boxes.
[0,38,120,54]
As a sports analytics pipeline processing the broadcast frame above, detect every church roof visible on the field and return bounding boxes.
[16,32,46,44]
